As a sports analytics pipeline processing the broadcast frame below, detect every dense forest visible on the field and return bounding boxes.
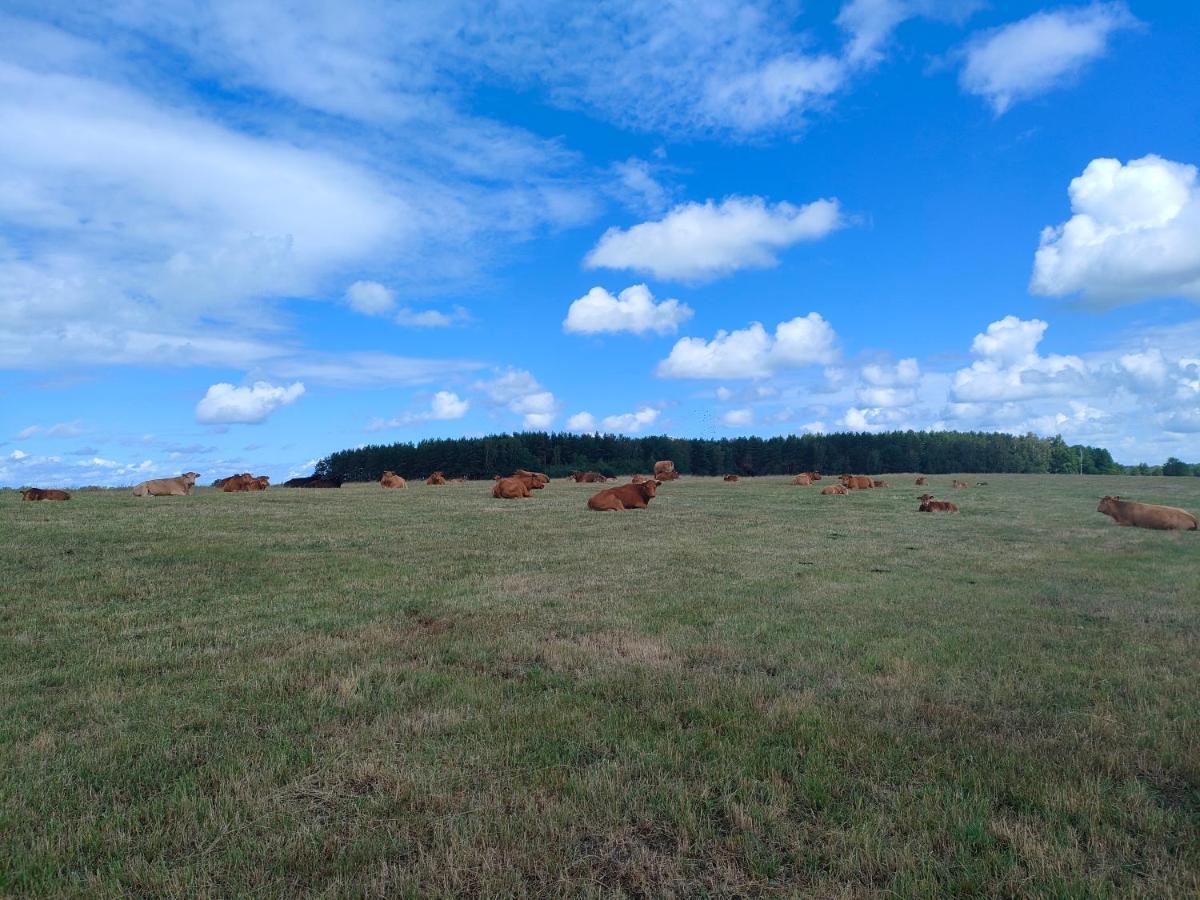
[315,430,1144,481]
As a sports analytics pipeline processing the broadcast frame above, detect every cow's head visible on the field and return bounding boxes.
[1097,496,1120,514]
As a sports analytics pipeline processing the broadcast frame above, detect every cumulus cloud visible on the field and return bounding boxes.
[657,313,837,379]
[195,381,305,425]
[721,407,754,428]
[952,316,1085,403]
[563,284,693,336]
[1031,155,1200,305]
[585,196,844,282]
[344,280,395,315]
[600,407,660,433]
[566,412,597,432]
[958,3,1137,113]
[365,390,469,431]
[565,407,660,433]
[476,368,558,429]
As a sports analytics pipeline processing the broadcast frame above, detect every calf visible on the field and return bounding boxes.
[821,485,848,495]
[918,494,958,513]
[952,479,969,489]
[1097,496,1197,531]
[723,474,739,482]
[426,471,447,485]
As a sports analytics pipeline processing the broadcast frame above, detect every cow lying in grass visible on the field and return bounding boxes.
[1097,496,1197,531]
[21,488,70,501]
[133,473,198,496]
[840,475,873,490]
[587,479,661,511]
[492,476,532,499]
[218,473,269,492]
[918,494,958,513]
[821,485,847,495]
[723,474,739,481]
[380,471,406,489]
[569,471,609,483]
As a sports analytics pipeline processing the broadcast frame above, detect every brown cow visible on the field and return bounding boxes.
[918,494,958,512]
[952,479,969,489]
[873,480,890,488]
[493,476,532,499]
[1097,496,1197,531]
[653,460,676,480]
[426,471,447,485]
[220,473,250,492]
[840,475,874,490]
[630,474,653,484]
[513,469,549,488]
[915,477,928,486]
[588,479,660,511]
[723,474,739,482]
[133,472,198,497]
[569,471,608,483]
[380,470,407,489]
[821,485,848,495]
[220,473,269,492]
[791,473,814,485]
[20,488,70,501]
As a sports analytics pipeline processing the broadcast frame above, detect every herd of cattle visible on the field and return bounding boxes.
[14,461,1199,530]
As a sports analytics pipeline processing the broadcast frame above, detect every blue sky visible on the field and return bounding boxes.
[2,0,1199,486]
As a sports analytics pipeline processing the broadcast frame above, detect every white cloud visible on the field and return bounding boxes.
[0,13,599,372]
[721,407,754,428]
[611,158,672,214]
[1031,155,1200,305]
[394,305,471,327]
[838,0,983,67]
[345,280,395,315]
[715,387,734,401]
[563,284,693,336]
[15,421,85,439]
[566,406,659,433]
[566,412,597,432]
[952,316,1085,403]
[585,196,844,282]
[657,313,837,379]
[429,390,469,420]
[861,357,920,386]
[16,426,39,439]
[600,407,660,433]
[195,381,305,425]
[10,449,29,460]
[958,3,1137,113]
[476,368,558,429]
[365,389,469,431]
[855,359,921,407]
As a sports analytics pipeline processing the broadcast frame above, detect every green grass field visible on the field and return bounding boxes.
[2,475,1198,897]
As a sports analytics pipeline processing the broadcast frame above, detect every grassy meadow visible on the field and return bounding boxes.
[2,474,1198,897]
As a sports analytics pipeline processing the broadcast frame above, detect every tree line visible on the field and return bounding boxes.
[315,430,1131,481]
